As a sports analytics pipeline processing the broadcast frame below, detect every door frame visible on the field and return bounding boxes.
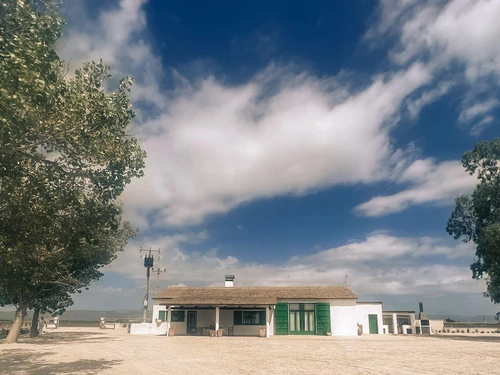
[289,303,316,335]
[187,311,197,335]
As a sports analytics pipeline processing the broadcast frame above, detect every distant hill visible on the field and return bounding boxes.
[0,309,149,322]
[428,314,497,323]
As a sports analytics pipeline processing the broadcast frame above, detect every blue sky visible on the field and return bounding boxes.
[56,0,500,316]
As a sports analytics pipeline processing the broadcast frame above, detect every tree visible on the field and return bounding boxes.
[29,290,73,338]
[447,139,500,304]
[0,1,146,343]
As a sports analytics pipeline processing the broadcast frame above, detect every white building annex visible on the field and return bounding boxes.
[131,276,399,337]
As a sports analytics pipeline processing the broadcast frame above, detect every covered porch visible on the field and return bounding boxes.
[155,304,274,337]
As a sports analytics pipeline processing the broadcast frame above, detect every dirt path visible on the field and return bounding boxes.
[1,327,499,374]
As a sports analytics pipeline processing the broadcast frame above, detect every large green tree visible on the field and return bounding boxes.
[0,0,146,343]
[447,139,500,304]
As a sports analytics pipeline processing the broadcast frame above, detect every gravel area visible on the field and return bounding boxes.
[1,327,499,374]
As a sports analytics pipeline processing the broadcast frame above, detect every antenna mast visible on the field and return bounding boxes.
[140,247,161,322]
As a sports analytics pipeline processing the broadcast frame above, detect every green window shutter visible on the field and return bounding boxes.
[316,303,331,335]
[259,311,266,325]
[234,311,242,325]
[275,303,289,335]
[159,310,166,321]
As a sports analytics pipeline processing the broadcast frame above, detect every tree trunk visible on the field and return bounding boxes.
[4,305,27,343]
[30,308,40,338]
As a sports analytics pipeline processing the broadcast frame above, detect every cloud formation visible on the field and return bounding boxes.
[355,159,476,217]
[105,231,479,297]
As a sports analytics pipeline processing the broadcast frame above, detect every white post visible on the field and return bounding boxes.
[410,313,416,335]
[392,313,398,335]
[215,306,220,332]
[166,306,172,336]
[266,306,270,338]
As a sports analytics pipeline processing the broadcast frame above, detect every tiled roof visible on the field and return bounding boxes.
[153,286,357,305]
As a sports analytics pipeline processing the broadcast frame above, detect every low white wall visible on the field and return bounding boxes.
[130,322,168,335]
[356,303,383,334]
[233,325,262,336]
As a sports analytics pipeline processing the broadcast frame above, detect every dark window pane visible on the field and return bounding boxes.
[234,311,242,325]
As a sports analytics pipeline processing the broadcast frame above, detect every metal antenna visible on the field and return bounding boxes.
[153,267,167,294]
[344,275,348,284]
[140,247,161,322]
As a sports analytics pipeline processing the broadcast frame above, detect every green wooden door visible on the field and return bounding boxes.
[316,302,331,335]
[368,314,378,334]
[187,311,197,334]
[275,303,289,335]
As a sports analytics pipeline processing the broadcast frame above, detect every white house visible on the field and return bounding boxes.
[131,276,389,337]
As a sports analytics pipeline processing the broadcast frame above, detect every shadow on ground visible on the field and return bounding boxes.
[428,335,500,342]
[0,349,122,375]
[16,331,119,346]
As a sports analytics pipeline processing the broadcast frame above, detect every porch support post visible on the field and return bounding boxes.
[392,313,398,334]
[215,306,220,332]
[166,306,172,336]
[410,313,416,335]
[266,306,270,338]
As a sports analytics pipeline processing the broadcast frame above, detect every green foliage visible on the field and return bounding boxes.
[447,139,500,303]
[0,0,146,338]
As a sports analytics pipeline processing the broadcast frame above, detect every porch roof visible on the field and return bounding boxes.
[153,286,357,305]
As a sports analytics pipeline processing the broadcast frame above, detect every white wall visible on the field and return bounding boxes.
[355,303,383,334]
[152,305,164,323]
[330,305,357,336]
[130,322,168,335]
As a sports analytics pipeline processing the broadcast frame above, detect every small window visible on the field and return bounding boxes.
[234,310,266,325]
[304,304,315,311]
[158,310,185,322]
[159,311,166,321]
[244,312,259,325]
[289,303,300,310]
[172,311,185,322]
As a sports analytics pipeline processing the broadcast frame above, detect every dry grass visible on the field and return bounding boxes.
[1,327,499,374]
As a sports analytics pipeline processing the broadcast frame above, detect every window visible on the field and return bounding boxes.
[158,310,185,322]
[289,303,316,333]
[233,310,266,325]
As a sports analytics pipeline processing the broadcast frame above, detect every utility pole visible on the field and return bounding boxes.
[140,247,161,323]
[153,267,167,294]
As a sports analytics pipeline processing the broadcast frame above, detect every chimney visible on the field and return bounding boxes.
[225,275,235,288]
[419,302,424,314]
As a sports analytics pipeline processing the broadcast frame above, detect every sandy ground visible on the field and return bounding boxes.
[1,327,499,375]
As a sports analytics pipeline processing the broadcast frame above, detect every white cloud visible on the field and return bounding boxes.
[459,98,500,123]
[373,0,500,79]
[355,159,476,217]
[459,98,499,135]
[59,1,436,228]
[470,116,495,136]
[104,231,480,296]
[368,0,500,134]
[406,80,456,118]
[58,0,497,227]
[121,63,431,226]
